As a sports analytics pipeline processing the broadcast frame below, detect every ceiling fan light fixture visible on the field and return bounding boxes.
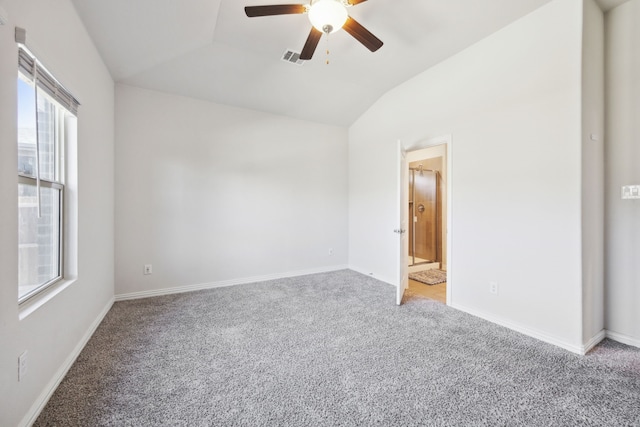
[308,0,348,34]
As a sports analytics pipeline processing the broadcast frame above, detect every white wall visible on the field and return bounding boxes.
[604,0,640,347]
[581,0,605,346]
[349,0,587,351]
[115,85,348,297]
[0,0,115,425]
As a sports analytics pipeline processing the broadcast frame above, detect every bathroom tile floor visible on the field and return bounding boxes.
[407,279,446,304]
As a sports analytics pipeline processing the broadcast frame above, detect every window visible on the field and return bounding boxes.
[17,47,78,303]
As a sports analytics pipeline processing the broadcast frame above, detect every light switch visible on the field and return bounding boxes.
[621,185,640,200]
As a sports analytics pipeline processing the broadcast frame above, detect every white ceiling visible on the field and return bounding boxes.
[70,0,627,126]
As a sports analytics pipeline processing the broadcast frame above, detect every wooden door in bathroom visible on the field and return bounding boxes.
[410,157,442,263]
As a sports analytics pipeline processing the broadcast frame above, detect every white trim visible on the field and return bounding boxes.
[583,329,606,354]
[451,302,585,354]
[115,265,349,301]
[606,330,640,349]
[19,297,114,427]
[19,278,76,320]
[348,265,395,287]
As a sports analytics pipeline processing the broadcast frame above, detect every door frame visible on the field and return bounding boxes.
[400,135,453,306]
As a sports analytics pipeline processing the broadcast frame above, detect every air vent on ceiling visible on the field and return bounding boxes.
[281,50,305,66]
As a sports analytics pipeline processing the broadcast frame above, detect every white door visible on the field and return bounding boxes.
[396,140,409,305]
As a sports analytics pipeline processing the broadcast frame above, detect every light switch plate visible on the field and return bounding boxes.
[622,185,640,200]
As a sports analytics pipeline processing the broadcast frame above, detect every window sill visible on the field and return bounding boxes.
[19,277,77,320]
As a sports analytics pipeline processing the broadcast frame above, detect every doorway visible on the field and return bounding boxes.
[397,137,451,306]
[408,164,440,267]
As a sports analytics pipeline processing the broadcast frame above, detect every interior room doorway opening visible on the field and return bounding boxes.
[408,164,441,267]
[397,136,451,306]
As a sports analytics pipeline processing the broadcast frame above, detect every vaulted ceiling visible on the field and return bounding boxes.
[70,0,627,126]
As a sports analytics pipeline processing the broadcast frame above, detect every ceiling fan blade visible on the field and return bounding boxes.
[348,0,368,5]
[300,27,323,60]
[343,16,383,52]
[244,4,306,17]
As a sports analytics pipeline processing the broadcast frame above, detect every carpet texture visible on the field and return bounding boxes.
[409,269,447,285]
[36,270,640,426]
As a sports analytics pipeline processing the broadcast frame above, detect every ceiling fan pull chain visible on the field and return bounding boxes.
[326,33,330,65]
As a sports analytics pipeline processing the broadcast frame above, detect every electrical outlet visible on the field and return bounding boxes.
[18,351,28,381]
[328,248,334,256]
[489,282,499,295]
[622,185,640,199]
[144,264,152,275]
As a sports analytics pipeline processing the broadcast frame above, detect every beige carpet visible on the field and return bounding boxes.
[409,269,447,285]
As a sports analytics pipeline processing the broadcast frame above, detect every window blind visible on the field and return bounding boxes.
[18,47,80,115]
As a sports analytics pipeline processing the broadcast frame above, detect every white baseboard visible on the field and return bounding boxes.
[115,265,349,301]
[582,329,606,354]
[347,265,395,287]
[20,297,114,427]
[606,330,640,349]
[451,302,586,355]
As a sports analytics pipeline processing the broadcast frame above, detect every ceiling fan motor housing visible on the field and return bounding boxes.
[308,0,348,34]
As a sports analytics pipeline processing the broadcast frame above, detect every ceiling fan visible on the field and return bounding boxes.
[244,0,383,60]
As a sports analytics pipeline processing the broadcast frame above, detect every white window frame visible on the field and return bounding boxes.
[17,177,65,303]
[17,44,78,304]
